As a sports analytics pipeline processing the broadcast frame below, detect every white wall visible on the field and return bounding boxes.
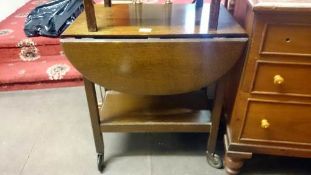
[0,0,30,21]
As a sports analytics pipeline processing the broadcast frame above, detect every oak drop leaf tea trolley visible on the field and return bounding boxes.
[61,0,247,172]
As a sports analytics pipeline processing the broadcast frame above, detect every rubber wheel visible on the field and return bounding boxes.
[207,153,223,169]
[97,154,105,172]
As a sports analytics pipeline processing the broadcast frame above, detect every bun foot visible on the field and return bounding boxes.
[224,155,244,175]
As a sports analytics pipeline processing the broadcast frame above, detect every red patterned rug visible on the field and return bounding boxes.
[0,0,83,91]
[0,0,217,91]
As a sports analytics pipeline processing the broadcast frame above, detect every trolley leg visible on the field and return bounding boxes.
[206,79,225,169]
[83,77,105,172]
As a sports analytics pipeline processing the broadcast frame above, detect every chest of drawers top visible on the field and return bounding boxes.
[248,0,311,13]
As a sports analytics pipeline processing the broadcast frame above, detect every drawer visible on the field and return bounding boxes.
[252,61,311,97]
[260,24,311,56]
[240,100,311,145]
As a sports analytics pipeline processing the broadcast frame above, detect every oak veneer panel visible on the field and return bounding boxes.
[240,100,311,145]
[99,91,212,132]
[62,4,246,38]
[260,24,311,56]
[62,38,247,95]
[252,61,311,97]
[248,0,311,13]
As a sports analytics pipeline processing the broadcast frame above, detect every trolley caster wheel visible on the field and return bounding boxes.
[206,153,223,169]
[97,154,105,172]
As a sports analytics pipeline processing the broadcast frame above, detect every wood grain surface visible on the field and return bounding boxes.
[225,1,311,173]
[248,0,311,13]
[252,61,311,97]
[62,38,247,95]
[99,90,212,132]
[62,4,246,38]
[240,99,311,145]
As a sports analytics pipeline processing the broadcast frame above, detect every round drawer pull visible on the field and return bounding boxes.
[273,75,284,85]
[261,119,270,129]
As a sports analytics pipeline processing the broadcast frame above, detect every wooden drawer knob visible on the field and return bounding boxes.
[261,119,270,129]
[274,75,284,85]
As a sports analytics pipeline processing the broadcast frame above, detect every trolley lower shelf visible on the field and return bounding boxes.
[99,90,212,132]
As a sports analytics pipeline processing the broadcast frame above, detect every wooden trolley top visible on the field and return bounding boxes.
[62,3,246,38]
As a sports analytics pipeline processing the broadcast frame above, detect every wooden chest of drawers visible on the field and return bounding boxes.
[224,0,311,174]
